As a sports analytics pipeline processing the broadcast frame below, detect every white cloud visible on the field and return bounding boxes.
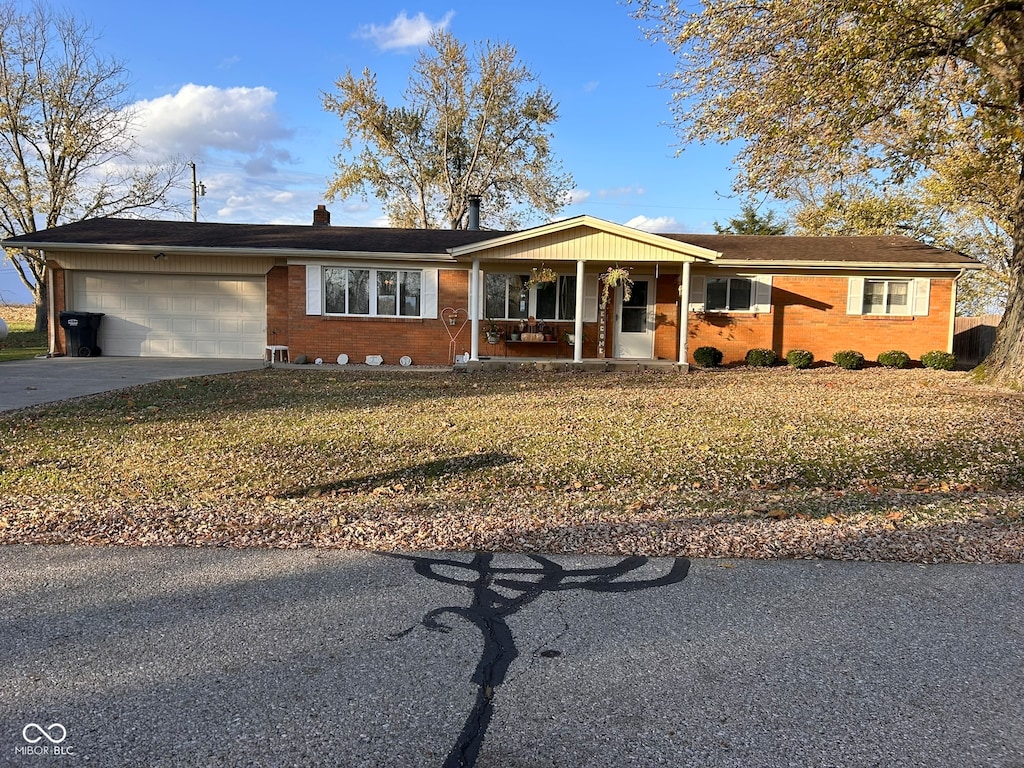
[583,80,599,93]
[132,84,294,171]
[625,215,680,233]
[356,11,454,51]
[566,189,591,206]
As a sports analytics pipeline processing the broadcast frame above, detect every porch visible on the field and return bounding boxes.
[448,215,722,368]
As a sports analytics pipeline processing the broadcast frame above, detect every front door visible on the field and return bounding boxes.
[614,275,655,358]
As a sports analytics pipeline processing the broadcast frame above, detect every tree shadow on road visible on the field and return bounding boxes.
[386,552,690,768]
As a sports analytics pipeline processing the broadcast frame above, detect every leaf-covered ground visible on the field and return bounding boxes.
[1,366,1021,562]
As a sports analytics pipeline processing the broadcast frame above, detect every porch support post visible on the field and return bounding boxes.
[470,258,481,361]
[573,259,585,362]
[679,260,691,366]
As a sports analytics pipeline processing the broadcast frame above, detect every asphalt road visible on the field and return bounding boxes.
[1,547,1022,767]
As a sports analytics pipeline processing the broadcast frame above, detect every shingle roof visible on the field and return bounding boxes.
[662,234,978,266]
[1,217,513,254]
[1,216,981,267]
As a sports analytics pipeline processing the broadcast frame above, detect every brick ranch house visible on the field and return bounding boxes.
[3,206,981,368]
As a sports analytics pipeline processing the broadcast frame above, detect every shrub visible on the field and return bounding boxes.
[785,349,814,369]
[921,350,957,370]
[693,346,723,368]
[832,350,865,370]
[877,350,911,369]
[745,347,778,367]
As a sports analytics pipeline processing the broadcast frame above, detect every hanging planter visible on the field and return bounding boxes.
[524,266,558,291]
[597,266,633,358]
[600,266,633,310]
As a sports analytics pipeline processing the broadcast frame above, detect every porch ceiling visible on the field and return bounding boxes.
[447,215,720,264]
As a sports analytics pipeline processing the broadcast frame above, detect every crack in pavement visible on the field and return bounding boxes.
[387,553,691,767]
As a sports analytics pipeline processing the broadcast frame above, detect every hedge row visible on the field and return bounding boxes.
[691,346,957,371]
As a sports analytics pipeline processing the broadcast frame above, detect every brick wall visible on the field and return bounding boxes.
[654,274,682,361]
[687,274,955,365]
[48,262,67,356]
[265,265,289,347]
[276,268,956,366]
[282,266,607,364]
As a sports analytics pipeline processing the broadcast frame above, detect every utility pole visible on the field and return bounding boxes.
[189,162,206,222]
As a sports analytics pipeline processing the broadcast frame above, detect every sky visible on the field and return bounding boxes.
[0,0,747,304]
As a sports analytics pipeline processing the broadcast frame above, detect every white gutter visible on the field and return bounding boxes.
[2,241,461,263]
[710,259,981,271]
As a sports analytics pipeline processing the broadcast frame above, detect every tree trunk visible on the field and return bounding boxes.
[978,259,1024,387]
[977,160,1024,388]
[32,273,47,334]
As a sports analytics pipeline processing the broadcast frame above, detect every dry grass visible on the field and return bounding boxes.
[0,304,36,325]
[0,366,1021,561]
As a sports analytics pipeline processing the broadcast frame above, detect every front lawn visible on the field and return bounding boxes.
[1,367,1021,561]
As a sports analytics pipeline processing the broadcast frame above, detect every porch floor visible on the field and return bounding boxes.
[459,357,688,372]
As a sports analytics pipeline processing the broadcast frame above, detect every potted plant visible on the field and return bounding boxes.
[525,266,558,291]
[600,266,633,310]
[484,319,503,344]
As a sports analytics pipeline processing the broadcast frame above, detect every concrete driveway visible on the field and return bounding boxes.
[1,548,1021,767]
[0,357,265,411]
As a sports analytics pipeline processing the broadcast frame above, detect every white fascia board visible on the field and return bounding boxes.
[6,241,458,263]
[710,259,981,271]
[447,215,721,262]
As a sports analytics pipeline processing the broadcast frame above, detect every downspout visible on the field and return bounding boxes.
[678,260,691,367]
[574,259,585,363]
[470,258,481,361]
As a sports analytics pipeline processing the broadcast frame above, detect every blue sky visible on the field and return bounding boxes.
[1,0,747,303]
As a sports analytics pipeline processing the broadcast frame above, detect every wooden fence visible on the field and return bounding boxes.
[953,315,1002,365]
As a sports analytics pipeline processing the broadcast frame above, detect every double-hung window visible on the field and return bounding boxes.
[706,277,753,311]
[862,279,910,316]
[324,267,422,317]
[484,273,579,321]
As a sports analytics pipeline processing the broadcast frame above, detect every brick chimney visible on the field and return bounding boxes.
[313,204,331,226]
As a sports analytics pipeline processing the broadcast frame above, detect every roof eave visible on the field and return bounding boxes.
[2,241,459,262]
[709,259,982,271]
[448,215,722,262]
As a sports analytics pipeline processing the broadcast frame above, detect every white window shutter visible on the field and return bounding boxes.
[847,277,864,315]
[753,275,773,313]
[583,274,599,322]
[688,275,706,312]
[306,265,322,315]
[422,268,439,318]
[913,278,930,316]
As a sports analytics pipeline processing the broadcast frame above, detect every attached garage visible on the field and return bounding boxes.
[70,272,267,358]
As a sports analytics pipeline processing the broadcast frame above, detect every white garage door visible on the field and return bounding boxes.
[71,272,266,358]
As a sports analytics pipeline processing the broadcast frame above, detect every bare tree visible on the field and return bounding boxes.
[0,2,183,330]
[322,30,573,230]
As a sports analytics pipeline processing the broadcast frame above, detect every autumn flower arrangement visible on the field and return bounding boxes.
[525,266,558,290]
[600,266,633,309]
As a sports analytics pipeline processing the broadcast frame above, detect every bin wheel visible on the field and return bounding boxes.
[78,346,92,357]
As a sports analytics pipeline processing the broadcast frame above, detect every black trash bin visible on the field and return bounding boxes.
[59,311,104,357]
